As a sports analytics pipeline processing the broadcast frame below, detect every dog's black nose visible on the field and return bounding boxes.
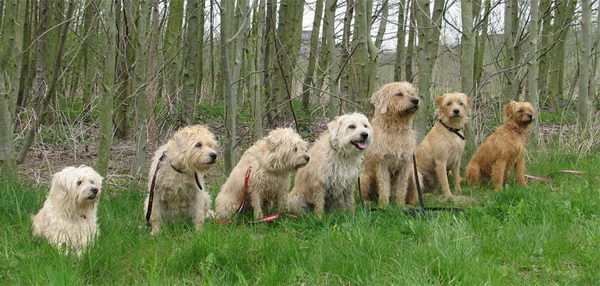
[210,153,217,160]
[411,98,419,105]
[360,132,369,139]
[453,109,460,115]
[91,188,98,194]
[304,155,310,162]
[528,114,533,119]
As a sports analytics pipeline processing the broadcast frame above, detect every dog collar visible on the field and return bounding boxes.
[439,120,465,140]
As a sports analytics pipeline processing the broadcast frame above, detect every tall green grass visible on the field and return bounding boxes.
[1,151,599,285]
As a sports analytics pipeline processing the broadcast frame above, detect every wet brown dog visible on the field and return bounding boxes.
[360,82,420,207]
[465,101,535,189]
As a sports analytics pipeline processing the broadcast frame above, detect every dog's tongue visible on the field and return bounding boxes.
[357,141,368,149]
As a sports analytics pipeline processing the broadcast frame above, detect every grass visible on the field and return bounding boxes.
[1,150,599,285]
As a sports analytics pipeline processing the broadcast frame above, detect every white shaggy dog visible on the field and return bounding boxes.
[215,128,310,219]
[144,125,218,235]
[32,165,103,255]
[287,113,373,215]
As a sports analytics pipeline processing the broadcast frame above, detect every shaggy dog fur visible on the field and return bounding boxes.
[144,125,218,235]
[32,165,103,255]
[360,82,420,206]
[287,113,373,215]
[465,101,535,189]
[407,93,472,203]
[216,128,309,219]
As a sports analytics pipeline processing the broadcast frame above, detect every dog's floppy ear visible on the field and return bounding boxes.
[328,116,342,149]
[504,101,516,120]
[51,167,76,196]
[370,89,388,114]
[172,130,191,150]
[466,96,472,106]
[434,94,445,107]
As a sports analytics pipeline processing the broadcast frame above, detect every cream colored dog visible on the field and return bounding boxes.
[216,128,309,219]
[32,165,103,255]
[409,93,471,202]
[360,82,420,207]
[287,113,373,215]
[144,125,218,235]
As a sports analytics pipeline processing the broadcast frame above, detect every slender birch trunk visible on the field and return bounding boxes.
[96,0,118,176]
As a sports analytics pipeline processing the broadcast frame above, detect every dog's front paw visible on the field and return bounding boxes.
[150,226,160,236]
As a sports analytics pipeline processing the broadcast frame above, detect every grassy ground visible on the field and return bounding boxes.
[1,150,599,285]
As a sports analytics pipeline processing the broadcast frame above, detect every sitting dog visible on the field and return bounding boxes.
[360,82,420,207]
[287,113,373,215]
[32,165,103,255]
[216,128,309,219]
[465,101,535,189]
[408,93,472,202]
[144,125,218,235]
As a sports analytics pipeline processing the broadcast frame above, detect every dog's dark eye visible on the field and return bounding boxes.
[195,142,203,148]
[395,92,403,97]
[458,102,464,106]
[293,146,298,152]
[363,124,368,128]
[77,180,82,186]
[348,125,356,129]
[446,102,452,106]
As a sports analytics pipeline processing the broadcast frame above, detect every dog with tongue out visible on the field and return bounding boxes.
[287,113,373,216]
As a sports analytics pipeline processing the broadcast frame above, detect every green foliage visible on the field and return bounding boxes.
[1,152,599,284]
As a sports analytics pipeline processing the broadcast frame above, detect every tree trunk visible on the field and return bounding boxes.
[578,0,592,125]
[114,3,129,139]
[253,0,266,139]
[263,0,276,126]
[1,0,26,116]
[270,0,304,124]
[536,0,552,100]
[16,0,33,111]
[548,0,575,108]
[163,0,184,108]
[502,0,519,100]
[182,0,203,124]
[473,0,490,86]
[374,0,389,49]
[300,0,324,114]
[324,0,340,118]
[414,0,445,140]
[405,0,415,81]
[222,0,236,174]
[0,84,16,180]
[355,0,377,111]
[340,0,354,107]
[131,0,152,177]
[82,0,98,117]
[526,0,540,145]
[394,0,407,81]
[460,0,475,94]
[95,0,118,176]
[18,1,75,164]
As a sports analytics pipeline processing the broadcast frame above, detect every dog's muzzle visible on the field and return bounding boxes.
[351,137,369,150]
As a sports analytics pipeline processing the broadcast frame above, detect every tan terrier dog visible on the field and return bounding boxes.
[216,128,309,219]
[144,125,218,235]
[465,101,535,189]
[360,82,420,207]
[409,93,471,202]
[287,113,373,215]
[32,165,103,255]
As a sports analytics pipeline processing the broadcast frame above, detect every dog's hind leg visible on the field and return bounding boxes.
[515,156,528,187]
[491,160,507,190]
[392,165,410,206]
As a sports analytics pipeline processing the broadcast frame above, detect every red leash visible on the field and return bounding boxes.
[526,170,590,185]
[216,166,299,224]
